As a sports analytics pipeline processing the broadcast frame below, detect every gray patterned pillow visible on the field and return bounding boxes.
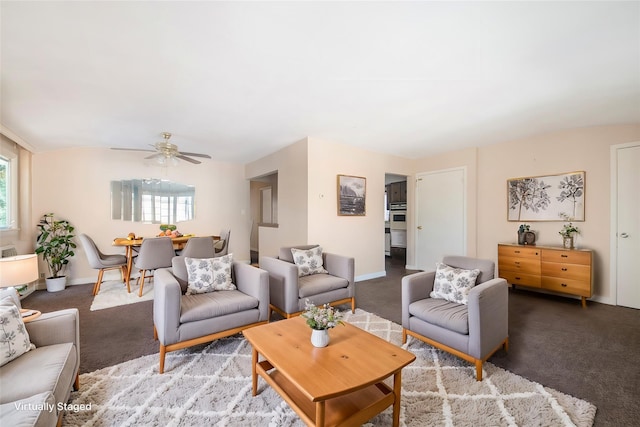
[0,297,35,367]
[291,246,328,277]
[185,254,236,295]
[430,262,480,305]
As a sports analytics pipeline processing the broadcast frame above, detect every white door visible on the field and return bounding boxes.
[415,168,466,271]
[615,143,640,309]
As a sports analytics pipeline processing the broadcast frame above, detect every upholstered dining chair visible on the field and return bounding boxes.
[79,234,129,295]
[214,229,230,257]
[402,255,509,381]
[133,237,176,297]
[179,236,216,258]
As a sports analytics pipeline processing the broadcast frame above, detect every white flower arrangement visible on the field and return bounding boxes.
[301,300,344,330]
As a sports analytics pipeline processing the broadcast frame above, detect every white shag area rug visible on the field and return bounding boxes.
[64,309,596,426]
[89,280,153,311]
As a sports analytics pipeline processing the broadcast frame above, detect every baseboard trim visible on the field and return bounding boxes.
[355,271,386,282]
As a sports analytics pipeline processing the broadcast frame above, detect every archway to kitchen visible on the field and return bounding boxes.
[384,174,408,269]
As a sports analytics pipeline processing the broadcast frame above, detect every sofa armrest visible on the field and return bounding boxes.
[401,271,435,328]
[324,253,355,295]
[234,262,270,322]
[467,278,509,358]
[259,256,300,314]
[26,308,80,380]
[153,267,182,345]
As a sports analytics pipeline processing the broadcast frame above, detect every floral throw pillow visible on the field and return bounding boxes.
[185,254,236,295]
[430,262,480,305]
[291,246,328,277]
[0,297,35,367]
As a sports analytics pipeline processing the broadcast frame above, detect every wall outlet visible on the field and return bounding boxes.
[40,273,45,279]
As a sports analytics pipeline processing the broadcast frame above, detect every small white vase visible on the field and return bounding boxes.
[311,329,330,348]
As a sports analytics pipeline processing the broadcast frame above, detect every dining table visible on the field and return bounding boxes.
[112,235,219,290]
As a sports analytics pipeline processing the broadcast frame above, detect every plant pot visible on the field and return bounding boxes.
[311,329,330,348]
[45,276,66,292]
[563,236,574,249]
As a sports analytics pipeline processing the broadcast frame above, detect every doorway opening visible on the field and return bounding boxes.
[249,171,278,265]
[385,173,408,266]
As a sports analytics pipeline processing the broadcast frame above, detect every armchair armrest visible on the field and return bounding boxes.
[233,262,269,322]
[467,278,509,358]
[324,253,355,291]
[26,308,80,377]
[153,267,183,345]
[259,256,300,314]
[401,271,436,328]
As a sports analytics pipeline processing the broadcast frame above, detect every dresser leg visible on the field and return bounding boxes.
[581,297,587,308]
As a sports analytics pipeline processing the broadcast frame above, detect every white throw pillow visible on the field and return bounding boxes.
[430,262,480,305]
[291,246,328,277]
[0,297,35,367]
[185,254,236,295]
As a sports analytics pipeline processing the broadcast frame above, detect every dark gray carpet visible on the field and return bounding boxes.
[22,255,640,426]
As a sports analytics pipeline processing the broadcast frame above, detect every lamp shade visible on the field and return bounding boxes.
[0,254,39,288]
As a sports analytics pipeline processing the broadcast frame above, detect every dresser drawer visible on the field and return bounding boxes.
[542,276,591,297]
[498,256,540,274]
[498,245,540,259]
[541,249,591,265]
[499,271,541,288]
[541,262,591,281]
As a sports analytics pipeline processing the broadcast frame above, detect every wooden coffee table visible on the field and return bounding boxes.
[243,316,415,427]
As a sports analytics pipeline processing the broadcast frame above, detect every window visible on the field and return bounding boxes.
[0,153,18,230]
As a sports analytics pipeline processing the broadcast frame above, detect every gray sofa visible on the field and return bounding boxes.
[0,288,80,427]
[402,256,508,381]
[153,257,269,373]
[259,245,355,318]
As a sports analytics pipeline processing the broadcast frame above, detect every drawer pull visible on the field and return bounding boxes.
[515,261,520,265]
[561,254,568,258]
[515,277,521,280]
[561,268,568,271]
[561,283,568,287]
[514,250,520,254]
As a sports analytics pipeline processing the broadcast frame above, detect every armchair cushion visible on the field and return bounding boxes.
[180,291,259,323]
[409,298,469,335]
[430,262,480,305]
[298,274,349,298]
[291,246,328,277]
[185,254,235,295]
[0,297,34,367]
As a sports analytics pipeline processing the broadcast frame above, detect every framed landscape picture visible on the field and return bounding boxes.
[337,174,366,216]
[507,171,585,221]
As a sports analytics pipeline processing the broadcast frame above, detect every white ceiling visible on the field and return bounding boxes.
[2,1,639,163]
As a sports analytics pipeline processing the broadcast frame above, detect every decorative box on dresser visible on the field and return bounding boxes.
[498,243,593,307]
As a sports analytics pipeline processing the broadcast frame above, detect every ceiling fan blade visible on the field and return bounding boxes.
[178,151,212,159]
[111,147,156,153]
[145,153,163,160]
[176,154,201,164]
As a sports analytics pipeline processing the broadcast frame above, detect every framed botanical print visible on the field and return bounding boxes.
[337,174,366,216]
[507,171,585,221]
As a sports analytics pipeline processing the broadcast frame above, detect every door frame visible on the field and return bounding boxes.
[609,141,640,306]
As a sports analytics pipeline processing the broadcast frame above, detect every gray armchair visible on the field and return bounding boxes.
[153,256,269,373]
[402,256,508,381]
[259,245,355,319]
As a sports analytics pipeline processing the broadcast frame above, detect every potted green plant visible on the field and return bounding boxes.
[35,213,76,292]
[559,222,580,249]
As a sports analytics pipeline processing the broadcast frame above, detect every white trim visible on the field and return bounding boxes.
[356,271,386,282]
[610,141,640,307]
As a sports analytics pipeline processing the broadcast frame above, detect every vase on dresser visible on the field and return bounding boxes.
[563,236,574,249]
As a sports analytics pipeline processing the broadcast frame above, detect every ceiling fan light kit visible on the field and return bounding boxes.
[112,132,212,165]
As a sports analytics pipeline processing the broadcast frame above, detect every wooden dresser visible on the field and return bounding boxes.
[498,243,593,307]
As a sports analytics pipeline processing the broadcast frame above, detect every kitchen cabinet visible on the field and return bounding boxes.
[498,243,593,307]
[387,181,407,203]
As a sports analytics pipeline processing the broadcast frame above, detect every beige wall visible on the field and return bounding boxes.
[245,139,309,258]
[32,147,251,284]
[307,138,413,279]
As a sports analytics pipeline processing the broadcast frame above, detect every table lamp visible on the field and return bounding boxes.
[0,254,39,288]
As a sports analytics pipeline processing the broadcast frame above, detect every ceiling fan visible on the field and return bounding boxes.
[112,132,212,164]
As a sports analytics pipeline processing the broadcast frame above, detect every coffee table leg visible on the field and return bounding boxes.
[393,370,402,427]
[315,401,325,426]
[252,347,258,396]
